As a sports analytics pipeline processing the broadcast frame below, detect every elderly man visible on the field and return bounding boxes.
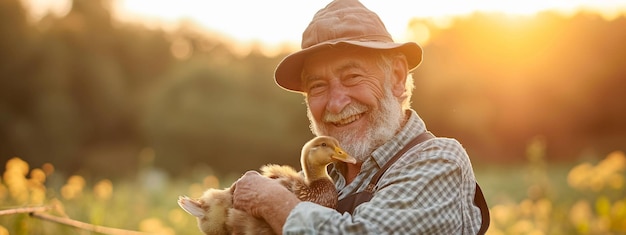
[232,0,489,234]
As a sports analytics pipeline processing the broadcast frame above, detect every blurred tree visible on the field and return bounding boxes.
[142,40,310,175]
[0,0,39,164]
[1,3,625,178]
[410,11,626,163]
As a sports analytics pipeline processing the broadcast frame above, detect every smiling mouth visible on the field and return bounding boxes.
[331,114,363,127]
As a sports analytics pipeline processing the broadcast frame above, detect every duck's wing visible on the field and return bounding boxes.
[260,164,305,193]
[294,179,338,209]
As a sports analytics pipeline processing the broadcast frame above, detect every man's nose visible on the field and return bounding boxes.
[326,84,351,114]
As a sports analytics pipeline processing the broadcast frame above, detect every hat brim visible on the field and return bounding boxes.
[274,40,423,93]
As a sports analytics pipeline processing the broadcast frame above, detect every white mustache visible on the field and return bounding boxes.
[322,102,369,123]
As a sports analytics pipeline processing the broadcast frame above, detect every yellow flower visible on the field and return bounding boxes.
[139,217,175,235]
[61,175,85,200]
[0,225,8,235]
[93,179,113,201]
[29,186,46,204]
[28,169,47,204]
[30,168,46,184]
[598,151,626,173]
[534,198,552,220]
[507,219,534,235]
[569,200,592,233]
[203,175,220,189]
[6,157,29,176]
[491,203,516,226]
[168,209,188,226]
[3,158,29,203]
[567,151,626,192]
[595,196,611,217]
[567,163,592,190]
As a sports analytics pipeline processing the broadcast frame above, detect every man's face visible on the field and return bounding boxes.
[301,47,404,161]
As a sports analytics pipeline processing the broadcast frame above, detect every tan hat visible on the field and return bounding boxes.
[274,0,423,93]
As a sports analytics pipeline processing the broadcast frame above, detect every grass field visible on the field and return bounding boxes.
[1,147,625,235]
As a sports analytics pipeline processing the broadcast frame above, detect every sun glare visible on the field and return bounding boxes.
[21,0,626,50]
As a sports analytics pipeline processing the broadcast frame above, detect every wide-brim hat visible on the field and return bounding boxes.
[274,0,423,93]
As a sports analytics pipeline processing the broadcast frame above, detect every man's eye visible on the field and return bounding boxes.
[344,74,361,85]
[307,82,327,94]
[310,83,323,89]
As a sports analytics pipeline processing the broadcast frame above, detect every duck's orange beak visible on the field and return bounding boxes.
[332,146,356,164]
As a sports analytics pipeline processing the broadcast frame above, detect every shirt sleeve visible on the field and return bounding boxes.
[283,143,473,234]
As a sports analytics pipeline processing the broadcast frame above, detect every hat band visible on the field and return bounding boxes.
[303,34,393,49]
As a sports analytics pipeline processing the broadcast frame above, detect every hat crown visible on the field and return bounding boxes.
[302,0,394,49]
[274,0,423,93]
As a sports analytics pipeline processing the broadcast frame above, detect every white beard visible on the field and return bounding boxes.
[307,86,404,162]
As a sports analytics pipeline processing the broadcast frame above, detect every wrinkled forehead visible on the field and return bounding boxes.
[301,46,380,77]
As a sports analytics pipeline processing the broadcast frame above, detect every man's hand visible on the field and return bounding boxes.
[232,171,301,234]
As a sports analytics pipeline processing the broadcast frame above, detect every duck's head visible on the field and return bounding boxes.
[301,136,356,169]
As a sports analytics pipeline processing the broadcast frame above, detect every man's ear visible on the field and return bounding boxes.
[390,57,409,98]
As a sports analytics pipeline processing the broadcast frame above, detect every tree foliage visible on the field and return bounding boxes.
[1,0,625,178]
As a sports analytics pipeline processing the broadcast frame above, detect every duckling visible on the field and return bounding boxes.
[178,187,271,235]
[178,136,355,235]
[260,135,356,208]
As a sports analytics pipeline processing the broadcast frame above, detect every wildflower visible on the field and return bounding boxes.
[93,179,113,201]
[0,225,8,235]
[4,157,30,203]
[570,200,592,233]
[61,175,85,200]
[203,175,220,189]
[139,217,175,235]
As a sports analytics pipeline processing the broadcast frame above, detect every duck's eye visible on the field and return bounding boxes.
[321,143,327,147]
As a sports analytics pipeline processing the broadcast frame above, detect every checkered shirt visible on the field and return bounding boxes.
[283,109,483,234]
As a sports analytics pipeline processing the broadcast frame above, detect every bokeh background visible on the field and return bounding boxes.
[1,0,625,234]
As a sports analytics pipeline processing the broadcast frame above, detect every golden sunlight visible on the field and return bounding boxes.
[23,0,626,48]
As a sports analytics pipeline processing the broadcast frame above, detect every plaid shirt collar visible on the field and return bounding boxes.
[369,109,427,168]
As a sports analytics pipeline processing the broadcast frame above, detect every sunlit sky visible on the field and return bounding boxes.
[22,0,626,48]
